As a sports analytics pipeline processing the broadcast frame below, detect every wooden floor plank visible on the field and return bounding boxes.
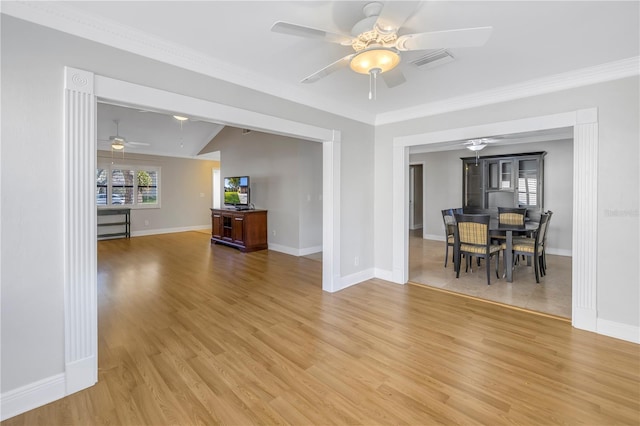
[3,231,638,425]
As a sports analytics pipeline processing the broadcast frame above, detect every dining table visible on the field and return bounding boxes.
[489,218,539,282]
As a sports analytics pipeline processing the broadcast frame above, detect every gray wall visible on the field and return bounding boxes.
[202,127,323,253]
[411,139,574,254]
[97,151,219,234]
[375,77,640,329]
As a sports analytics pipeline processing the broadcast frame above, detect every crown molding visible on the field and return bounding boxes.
[375,56,640,125]
[3,2,638,128]
[1,1,375,124]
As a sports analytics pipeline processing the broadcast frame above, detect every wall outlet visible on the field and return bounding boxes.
[354,256,359,266]
[199,192,205,198]
[144,220,149,226]
[272,230,276,236]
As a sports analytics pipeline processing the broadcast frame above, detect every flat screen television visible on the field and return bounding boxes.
[224,176,250,208]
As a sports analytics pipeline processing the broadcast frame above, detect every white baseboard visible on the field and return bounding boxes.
[268,243,322,257]
[338,268,375,291]
[424,234,444,241]
[65,356,97,395]
[545,247,572,257]
[597,318,640,344]
[131,225,210,237]
[374,268,394,282]
[1,374,65,421]
[298,245,322,256]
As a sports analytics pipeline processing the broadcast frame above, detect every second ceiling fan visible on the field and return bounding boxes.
[271,1,492,99]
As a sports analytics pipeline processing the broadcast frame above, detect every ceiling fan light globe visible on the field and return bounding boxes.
[467,144,487,151]
[349,47,400,74]
[111,142,125,150]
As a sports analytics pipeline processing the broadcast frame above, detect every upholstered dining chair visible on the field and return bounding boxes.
[540,210,553,274]
[504,213,550,283]
[497,206,528,226]
[441,209,457,267]
[492,206,528,245]
[454,213,501,285]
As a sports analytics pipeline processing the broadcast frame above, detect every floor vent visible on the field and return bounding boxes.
[410,49,455,69]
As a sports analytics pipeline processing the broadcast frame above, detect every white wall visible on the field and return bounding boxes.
[375,77,640,330]
[1,15,374,396]
[202,127,323,254]
[97,151,219,235]
[411,139,574,254]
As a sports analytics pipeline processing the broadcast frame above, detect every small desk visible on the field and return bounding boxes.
[490,219,538,282]
[97,208,131,240]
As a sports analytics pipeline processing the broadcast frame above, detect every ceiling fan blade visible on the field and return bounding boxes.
[375,1,420,34]
[127,141,151,146]
[382,68,406,88]
[271,21,352,45]
[301,54,354,84]
[396,26,493,51]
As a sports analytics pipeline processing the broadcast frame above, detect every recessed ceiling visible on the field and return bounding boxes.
[4,1,638,124]
[97,103,223,159]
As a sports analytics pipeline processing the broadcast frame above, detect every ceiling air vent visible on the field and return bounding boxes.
[410,49,455,70]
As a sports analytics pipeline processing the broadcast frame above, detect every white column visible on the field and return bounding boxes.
[392,144,409,283]
[322,131,341,292]
[572,109,598,331]
[63,67,97,394]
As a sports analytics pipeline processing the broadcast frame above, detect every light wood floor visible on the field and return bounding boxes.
[4,231,638,425]
[409,230,573,318]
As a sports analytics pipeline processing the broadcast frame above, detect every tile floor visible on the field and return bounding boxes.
[409,229,572,318]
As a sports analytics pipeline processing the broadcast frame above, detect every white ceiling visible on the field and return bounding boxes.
[97,103,223,160]
[3,1,638,156]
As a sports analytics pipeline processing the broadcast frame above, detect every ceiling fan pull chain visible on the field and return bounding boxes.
[369,68,381,100]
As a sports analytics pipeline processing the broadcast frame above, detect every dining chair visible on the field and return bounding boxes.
[497,206,527,226]
[493,206,528,245]
[504,213,550,283]
[441,209,457,267]
[540,210,553,274]
[454,213,501,285]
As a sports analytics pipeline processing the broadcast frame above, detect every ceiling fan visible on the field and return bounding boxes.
[99,120,151,151]
[271,1,492,99]
[462,137,500,164]
[463,137,500,151]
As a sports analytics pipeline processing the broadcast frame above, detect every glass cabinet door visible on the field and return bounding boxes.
[517,158,540,207]
[500,160,513,189]
[464,161,484,208]
[487,161,499,190]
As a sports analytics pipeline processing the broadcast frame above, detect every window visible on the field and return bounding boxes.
[96,164,160,208]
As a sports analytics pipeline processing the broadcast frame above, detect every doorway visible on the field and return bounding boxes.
[391,108,599,333]
[409,164,424,231]
[63,67,341,397]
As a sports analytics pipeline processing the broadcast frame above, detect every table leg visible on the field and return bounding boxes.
[505,230,513,282]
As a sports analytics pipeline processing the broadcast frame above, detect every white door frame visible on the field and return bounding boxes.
[392,109,598,333]
[63,67,342,396]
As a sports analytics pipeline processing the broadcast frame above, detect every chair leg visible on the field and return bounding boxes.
[444,242,449,268]
[495,252,500,279]
[534,254,540,283]
[486,255,491,285]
